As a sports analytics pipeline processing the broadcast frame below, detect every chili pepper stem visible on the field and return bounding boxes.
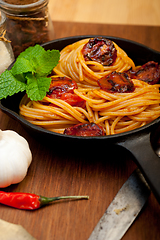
[40,195,89,207]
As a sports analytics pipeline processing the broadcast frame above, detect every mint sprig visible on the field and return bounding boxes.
[0,44,60,101]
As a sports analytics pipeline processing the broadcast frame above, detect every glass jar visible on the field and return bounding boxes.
[0,0,54,58]
[0,11,14,74]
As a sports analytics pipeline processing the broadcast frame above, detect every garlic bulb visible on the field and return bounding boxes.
[0,130,32,188]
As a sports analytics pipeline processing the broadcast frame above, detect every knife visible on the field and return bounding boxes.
[88,168,151,240]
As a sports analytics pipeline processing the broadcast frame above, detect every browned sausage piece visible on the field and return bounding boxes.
[127,61,160,85]
[81,38,117,66]
[98,71,135,93]
[64,123,105,136]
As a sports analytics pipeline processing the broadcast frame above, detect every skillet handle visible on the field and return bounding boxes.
[117,132,160,204]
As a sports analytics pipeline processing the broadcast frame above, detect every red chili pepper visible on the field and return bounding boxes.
[0,191,89,210]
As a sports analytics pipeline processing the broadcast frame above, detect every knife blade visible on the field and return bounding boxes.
[88,168,151,240]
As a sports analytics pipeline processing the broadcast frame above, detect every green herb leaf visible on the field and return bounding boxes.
[34,49,60,77]
[26,73,52,101]
[0,70,26,99]
[12,44,60,77]
[0,45,60,101]
[11,57,34,76]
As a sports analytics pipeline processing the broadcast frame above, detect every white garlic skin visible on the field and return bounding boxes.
[0,130,32,188]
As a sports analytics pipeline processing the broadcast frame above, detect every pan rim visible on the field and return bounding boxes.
[0,34,160,141]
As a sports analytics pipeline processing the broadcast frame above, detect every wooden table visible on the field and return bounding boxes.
[0,21,160,240]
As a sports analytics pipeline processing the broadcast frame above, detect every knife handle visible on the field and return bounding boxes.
[118,130,160,204]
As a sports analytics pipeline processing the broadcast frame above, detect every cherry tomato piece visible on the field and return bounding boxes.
[81,37,117,66]
[47,76,85,107]
[126,61,160,85]
[98,71,135,93]
[61,93,86,108]
[47,76,78,98]
[64,123,105,136]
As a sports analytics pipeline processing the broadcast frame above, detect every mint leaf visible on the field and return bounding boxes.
[18,44,44,61]
[11,57,34,76]
[34,49,60,76]
[14,44,60,77]
[0,44,60,101]
[0,70,26,99]
[26,73,51,101]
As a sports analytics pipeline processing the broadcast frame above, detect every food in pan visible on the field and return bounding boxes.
[126,61,160,85]
[19,37,160,136]
[54,38,135,86]
[0,44,60,101]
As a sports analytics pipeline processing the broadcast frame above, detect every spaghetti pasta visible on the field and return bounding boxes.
[53,38,135,86]
[20,79,160,135]
[19,38,160,136]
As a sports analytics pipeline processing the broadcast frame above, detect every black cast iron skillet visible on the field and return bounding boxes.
[0,35,160,204]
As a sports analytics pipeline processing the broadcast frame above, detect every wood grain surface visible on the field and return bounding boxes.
[48,0,160,26]
[0,21,160,240]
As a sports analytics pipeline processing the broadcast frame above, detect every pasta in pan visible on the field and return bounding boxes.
[19,37,160,136]
[20,78,160,135]
[53,38,135,86]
